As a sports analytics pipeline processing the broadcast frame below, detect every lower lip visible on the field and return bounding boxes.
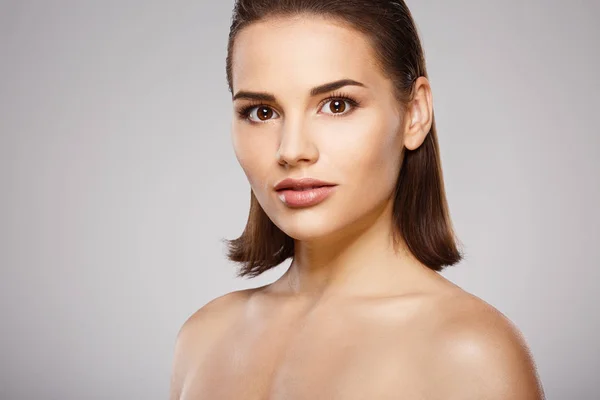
[277,186,337,208]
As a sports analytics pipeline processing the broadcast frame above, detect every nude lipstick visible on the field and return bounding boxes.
[274,177,337,208]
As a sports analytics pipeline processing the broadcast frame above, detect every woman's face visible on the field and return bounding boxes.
[230,15,407,242]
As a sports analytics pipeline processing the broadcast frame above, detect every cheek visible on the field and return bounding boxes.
[232,129,276,188]
[325,114,401,190]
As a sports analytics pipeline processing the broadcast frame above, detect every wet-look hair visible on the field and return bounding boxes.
[223,0,464,278]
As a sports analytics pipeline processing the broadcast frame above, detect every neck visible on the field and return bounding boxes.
[280,197,428,299]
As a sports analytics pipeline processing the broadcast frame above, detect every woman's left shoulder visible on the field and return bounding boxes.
[425,290,545,399]
[431,290,529,355]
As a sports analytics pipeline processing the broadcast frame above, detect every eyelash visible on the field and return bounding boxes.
[236,91,361,123]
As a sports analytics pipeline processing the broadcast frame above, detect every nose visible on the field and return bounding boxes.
[276,116,319,167]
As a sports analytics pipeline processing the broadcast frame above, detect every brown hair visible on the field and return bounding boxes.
[223,0,463,278]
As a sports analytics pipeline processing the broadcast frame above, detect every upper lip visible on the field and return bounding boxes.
[274,177,337,191]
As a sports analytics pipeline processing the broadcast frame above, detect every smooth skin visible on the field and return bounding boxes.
[170,15,545,400]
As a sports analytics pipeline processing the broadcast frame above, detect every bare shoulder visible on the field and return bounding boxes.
[426,290,545,399]
[178,287,258,336]
[169,287,261,400]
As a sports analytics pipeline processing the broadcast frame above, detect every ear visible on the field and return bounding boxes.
[402,76,433,151]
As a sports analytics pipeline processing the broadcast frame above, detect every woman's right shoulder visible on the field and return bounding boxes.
[169,287,264,399]
[179,287,262,336]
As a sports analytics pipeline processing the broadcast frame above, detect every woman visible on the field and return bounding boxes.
[170,1,545,398]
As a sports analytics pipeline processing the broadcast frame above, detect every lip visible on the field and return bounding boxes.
[274,177,338,208]
[274,177,337,191]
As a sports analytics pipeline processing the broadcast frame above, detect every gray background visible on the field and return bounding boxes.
[1,0,598,399]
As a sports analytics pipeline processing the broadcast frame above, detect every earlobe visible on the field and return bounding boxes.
[403,127,429,151]
[402,77,433,151]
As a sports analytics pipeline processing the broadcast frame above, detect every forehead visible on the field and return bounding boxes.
[231,15,384,94]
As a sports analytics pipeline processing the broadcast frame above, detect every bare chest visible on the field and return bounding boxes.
[180,305,436,400]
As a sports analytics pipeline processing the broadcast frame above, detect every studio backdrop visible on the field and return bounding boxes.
[0,1,598,399]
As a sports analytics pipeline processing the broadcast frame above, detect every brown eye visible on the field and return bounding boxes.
[329,99,346,114]
[257,106,273,121]
[320,98,354,116]
[245,105,279,123]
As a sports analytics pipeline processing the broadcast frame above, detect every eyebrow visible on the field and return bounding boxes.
[232,78,366,102]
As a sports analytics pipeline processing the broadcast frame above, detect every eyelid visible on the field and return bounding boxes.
[236,102,281,124]
[318,91,360,116]
[236,91,360,123]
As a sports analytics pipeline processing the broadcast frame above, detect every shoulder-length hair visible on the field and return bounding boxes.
[223,0,463,278]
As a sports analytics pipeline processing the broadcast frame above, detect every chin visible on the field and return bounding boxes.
[271,209,343,242]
